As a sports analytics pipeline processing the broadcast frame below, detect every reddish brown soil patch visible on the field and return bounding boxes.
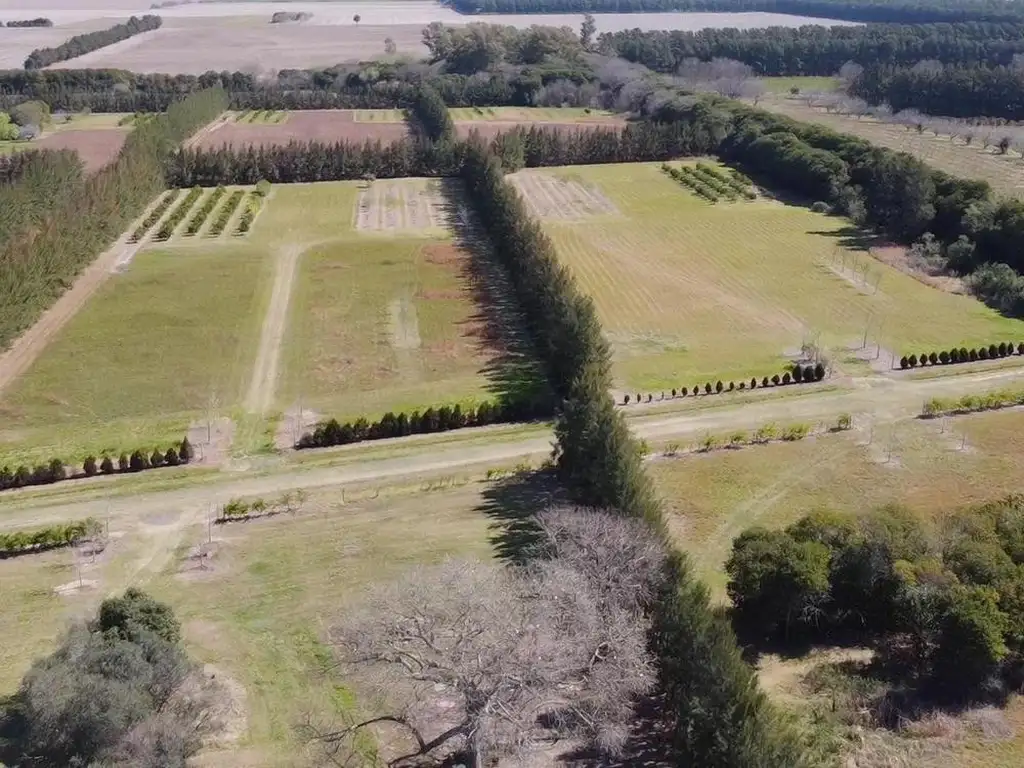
[423,243,464,265]
[35,129,128,173]
[194,110,410,150]
[455,118,626,141]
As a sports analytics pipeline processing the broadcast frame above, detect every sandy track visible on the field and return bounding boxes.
[0,194,165,397]
[8,364,1024,531]
[244,244,301,414]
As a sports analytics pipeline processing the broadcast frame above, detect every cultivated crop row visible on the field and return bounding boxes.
[235,180,271,235]
[155,185,202,240]
[0,518,101,558]
[661,162,756,203]
[184,185,226,236]
[129,189,179,243]
[208,189,245,236]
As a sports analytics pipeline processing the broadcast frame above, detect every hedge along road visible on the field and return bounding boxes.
[6,363,1024,532]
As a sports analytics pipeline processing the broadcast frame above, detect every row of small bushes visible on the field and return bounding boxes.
[129,189,179,243]
[622,362,826,405]
[184,185,226,235]
[663,163,722,202]
[901,341,1024,369]
[155,185,202,239]
[0,438,194,493]
[296,399,550,450]
[693,161,757,200]
[922,388,1024,417]
[209,188,244,236]
[0,518,100,558]
[692,420,818,453]
[216,490,305,523]
[236,180,270,234]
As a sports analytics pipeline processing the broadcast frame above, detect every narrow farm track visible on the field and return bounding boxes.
[244,243,302,414]
[0,194,167,396]
[7,365,1024,532]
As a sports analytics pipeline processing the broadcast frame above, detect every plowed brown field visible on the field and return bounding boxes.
[35,129,129,173]
[193,110,410,150]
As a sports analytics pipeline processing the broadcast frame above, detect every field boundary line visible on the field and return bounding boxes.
[244,243,302,414]
[0,193,167,397]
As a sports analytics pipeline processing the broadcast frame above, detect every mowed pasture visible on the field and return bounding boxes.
[762,96,1024,198]
[273,178,514,422]
[0,237,273,466]
[193,109,411,150]
[515,162,1024,391]
[0,482,494,765]
[650,410,1024,767]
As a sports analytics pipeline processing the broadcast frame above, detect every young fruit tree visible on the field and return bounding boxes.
[309,508,667,768]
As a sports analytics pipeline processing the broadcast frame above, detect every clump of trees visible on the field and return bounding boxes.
[0,518,100,557]
[727,496,1024,701]
[901,341,1022,369]
[24,15,162,70]
[0,588,220,766]
[408,83,455,143]
[297,399,549,449]
[0,437,193,493]
[5,18,53,27]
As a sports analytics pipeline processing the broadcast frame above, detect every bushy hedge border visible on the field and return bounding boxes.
[24,15,161,70]
[296,399,550,450]
[901,342,1024,369]
[0,518,100,558]
[0,437,194,493]
[621,363,825,405]
[922,388,1024,417]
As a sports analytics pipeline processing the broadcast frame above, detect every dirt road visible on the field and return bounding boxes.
[7,364,1024,531]
[244,244,302,414]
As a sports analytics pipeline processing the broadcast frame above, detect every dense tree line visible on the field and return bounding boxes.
[461,139,810,766]
[5,18,52,27]
[0,589,217,766]
[24,15,162,70]
[851,62,1024,120]
[0,149,82,247]
[451,0,1024,24]
[600,21,1024,76]
[900,341,1024,369]
[0,86,226,350]
[297,398,550,449]
[408,83,456,142]
[728,496,1024,701]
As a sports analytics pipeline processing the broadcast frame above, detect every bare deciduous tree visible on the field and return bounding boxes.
[309,509,667,768]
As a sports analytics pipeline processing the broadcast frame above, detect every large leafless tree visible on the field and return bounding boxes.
[309,508,667,768]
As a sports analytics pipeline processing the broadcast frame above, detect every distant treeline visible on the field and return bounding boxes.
[5,18,53,27]
[0,62,591,112]
[24,15,162,70]
[600,22,1024,76]
[167,118,723,186]
[852,63,1024,120]
[0,87,225,351]
[451,0,1024,24]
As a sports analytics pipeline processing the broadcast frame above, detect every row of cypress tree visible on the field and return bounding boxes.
[460,136,810,765]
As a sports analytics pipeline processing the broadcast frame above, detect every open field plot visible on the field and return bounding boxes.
[761,96,1024,198]
[449,106,617,122]
[272,179,520,422]
[193,108,410,150]
[0,112,131,171]
[0,243,272,466]
[0,480,494,765]
[758,75,840,93]
[353,108,406,123]
[517,162,1024,391]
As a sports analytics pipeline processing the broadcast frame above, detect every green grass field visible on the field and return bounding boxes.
[758,76,840,94]
[51,112,134,131]
[448,106,616,122]
[0,244,272,465]
[269,179,513,422]
[0,483,494,765]
[519,162,1024,391]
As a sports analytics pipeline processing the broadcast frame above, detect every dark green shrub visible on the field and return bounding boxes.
[980,347,990,360]
[179,437,194,463]
[715,381,724,394]
[150,449,164,467]
[129,450,146,472]
[762,376,770,387]
[750,377,757,389]
[705,383,713,394]
[939,350,950,364]
[782,372,792,384]
[793,365,804,382]
[771,374,779,385]
[165,448,179,466]
[728,381,735,391]
[928,352,938,365]
[908,353,918,367]
[970,348,979,361]
[900,356,909,369]
[83,456,97,476]
[623,394,630,405]
[989,343,999,358]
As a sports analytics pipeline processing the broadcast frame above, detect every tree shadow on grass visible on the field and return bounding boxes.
[436,179,553,416]
[476,469,566,565]
[808,224,893,253]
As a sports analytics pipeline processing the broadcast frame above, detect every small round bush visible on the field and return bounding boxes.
[715,381,724,393]
[793,366,804,382]
[762,376,770,387]
[970,348,979,361]
[751,377,757,389]
[705,383,713,394]
[980,347,989,360]
[908,354,918,367]
[771,374,780,385]
[939,350,949,364]
[900,356,909,369]
[928,352,938,365]
[782,372,792,384]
